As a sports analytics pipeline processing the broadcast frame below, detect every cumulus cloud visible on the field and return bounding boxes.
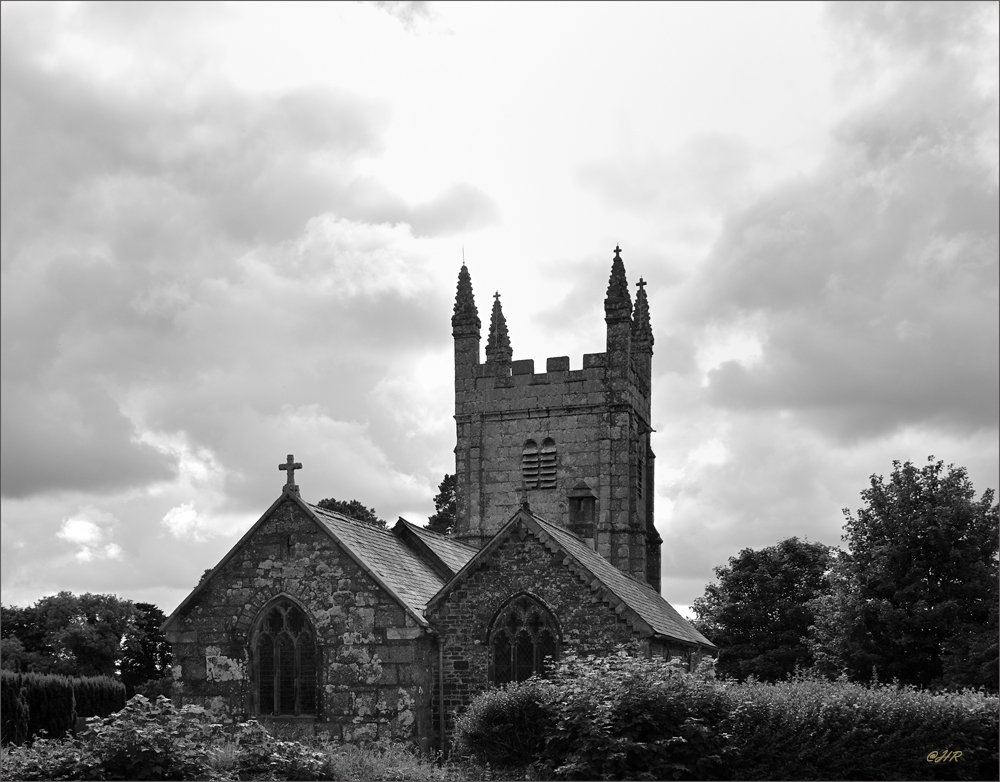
[652,1,999,606]
[0,6,477,506]
[162,503,210,542]
[56,506,124,562]
[682,1,998,441]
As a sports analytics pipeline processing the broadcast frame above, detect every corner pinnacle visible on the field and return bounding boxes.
[452,264,481,338]
[486,291,512,366]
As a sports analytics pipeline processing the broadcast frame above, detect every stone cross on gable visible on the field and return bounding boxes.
[279,454,302,494]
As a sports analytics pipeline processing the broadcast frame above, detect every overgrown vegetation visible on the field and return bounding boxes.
[0,694,491,781]
[453,651,1000,781]
[721,672,1000,781]
[454,650,732,780]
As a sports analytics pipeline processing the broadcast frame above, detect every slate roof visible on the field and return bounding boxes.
[529,514,715,649]
[425,507,715,651]
[396,519,478,575]
[308,505,447,615]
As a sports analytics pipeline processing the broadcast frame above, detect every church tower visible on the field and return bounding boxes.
[451,247,661,591]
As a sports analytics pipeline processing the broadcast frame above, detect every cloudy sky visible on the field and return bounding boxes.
[2,1,997,617]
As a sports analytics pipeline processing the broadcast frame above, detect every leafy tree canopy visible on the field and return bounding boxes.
[427,473,456,535]
[316,497,387,528]
[1,593,139,677]
[692,537,834,681]
[808,457,999,690]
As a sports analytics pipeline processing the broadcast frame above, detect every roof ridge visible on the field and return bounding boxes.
[400,518,480,551]
[309,504,395,535]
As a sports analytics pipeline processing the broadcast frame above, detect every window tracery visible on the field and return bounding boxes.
[252,598,317,716]
[489,594,559,685]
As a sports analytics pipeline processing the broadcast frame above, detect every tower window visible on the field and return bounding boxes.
[522,439,557,489]
[521,440,539,487]
[252,598,317,716]
[539,439,557,489]
[489,594,560,685]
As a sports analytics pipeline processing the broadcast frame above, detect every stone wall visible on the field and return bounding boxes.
[426,517,649,741]
[165,496,434,745]
[454,350,655,585]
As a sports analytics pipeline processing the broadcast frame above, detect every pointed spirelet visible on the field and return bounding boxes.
[485,291,513,365]
[604,245,632,322]
[632,277,654,353]
[452,264,481,337]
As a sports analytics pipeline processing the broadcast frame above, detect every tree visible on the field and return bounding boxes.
[808,458,999,690]
[0,593,137,677]
[691,537,834,681]
[427,473,456,535]
[119,603,172,697]
[316,497,387,528]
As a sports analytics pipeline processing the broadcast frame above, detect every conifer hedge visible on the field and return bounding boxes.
[0,670,126,745]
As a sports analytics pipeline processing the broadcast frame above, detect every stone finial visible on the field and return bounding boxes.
[485,291,512,366]
[279,454,302,495]
[604,245,632,322]
[452,265,481,338]
[632,277,653,353]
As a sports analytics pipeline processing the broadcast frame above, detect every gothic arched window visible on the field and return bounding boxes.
[489,594,560,686]
[252,598,317,716]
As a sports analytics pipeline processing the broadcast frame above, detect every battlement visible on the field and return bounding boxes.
[473,352,605,381]
[457,349,650,423]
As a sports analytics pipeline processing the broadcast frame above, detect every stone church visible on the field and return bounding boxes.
[162,247,714,748]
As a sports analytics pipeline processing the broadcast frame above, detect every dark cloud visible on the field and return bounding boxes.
[0,381,174,498]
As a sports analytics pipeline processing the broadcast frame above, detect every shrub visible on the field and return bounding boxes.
[1,671,30,745]
[0,670,77,745]
[0,734,98,781]
[453,649,732,780]
[720,672,1000,781]
[80,694,224,780]
[452,677,555,769]
[221,718,332,780]
[73,675,126,720]
[541,651,731,780]
[1,670,125,745]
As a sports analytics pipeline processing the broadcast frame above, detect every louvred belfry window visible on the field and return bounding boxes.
[521,440,539,487]
[253,599,317,716]
[522,439,557,490]
[489,594,560,686]
[539,439,557,488]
